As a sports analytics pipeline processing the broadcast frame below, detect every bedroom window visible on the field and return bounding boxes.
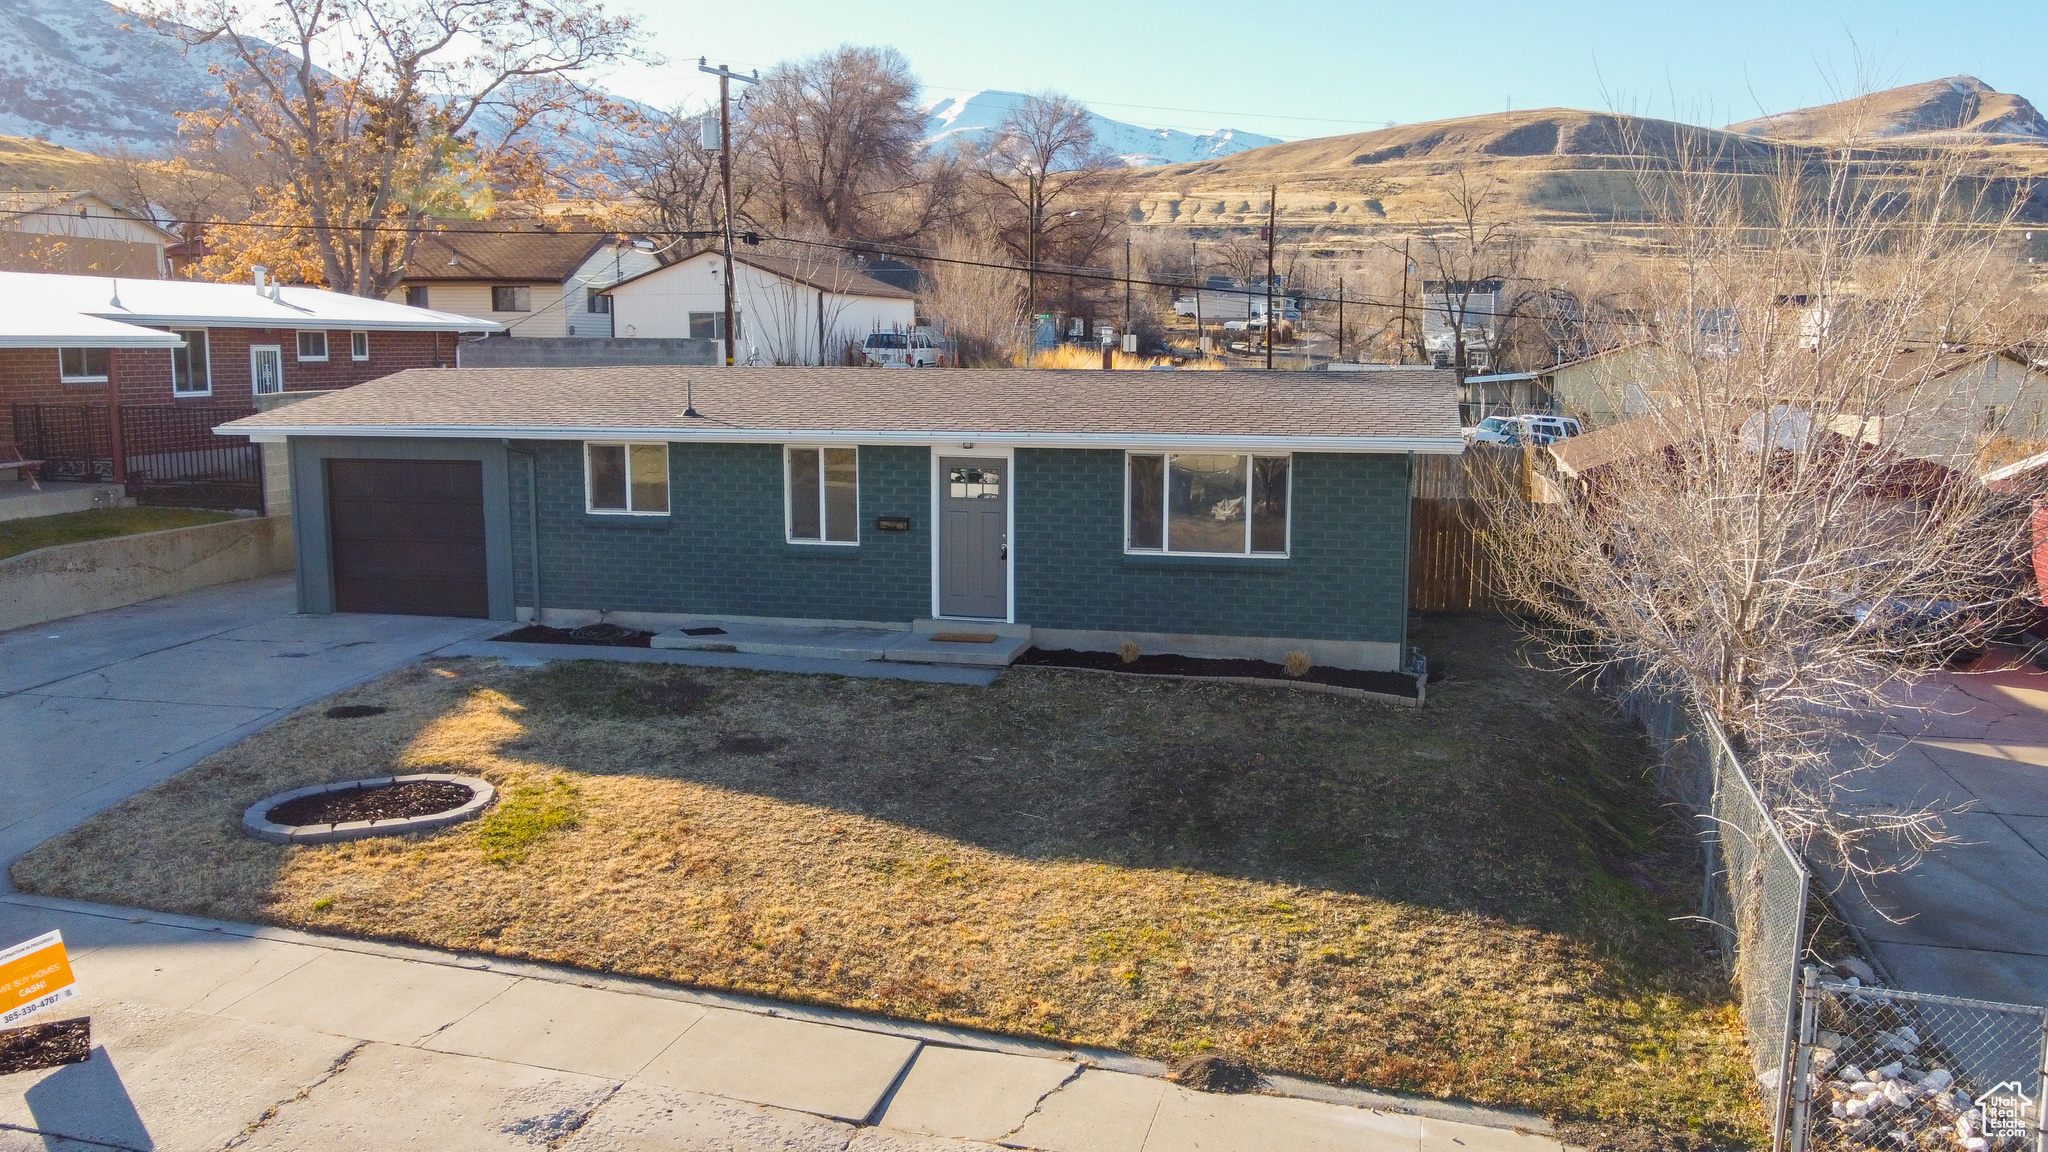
[786,446,858,544]
[492,285,532,312]
[57,347,108,383]
[1125,453,1290,557]
[585,442,669,515]
[296,331,328,362]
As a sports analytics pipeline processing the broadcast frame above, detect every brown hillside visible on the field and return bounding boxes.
[0,135,112,195]
[1728,76,2048,143]
[1121,101,2048,239]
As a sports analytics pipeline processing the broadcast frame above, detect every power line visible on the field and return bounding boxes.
[16,204,2024,335]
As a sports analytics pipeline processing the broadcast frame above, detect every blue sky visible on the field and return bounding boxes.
[595,0,2047,140]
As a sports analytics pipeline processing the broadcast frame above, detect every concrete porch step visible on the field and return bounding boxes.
[884,630,1032,667]
[648,618,1033,668]
[650,620,900,662]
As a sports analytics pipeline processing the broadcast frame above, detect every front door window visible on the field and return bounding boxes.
[250,345,283,395]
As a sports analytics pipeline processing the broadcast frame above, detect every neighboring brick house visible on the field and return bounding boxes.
[0,269,498,410]
[388,222,660,338]
[220,366,1459,671]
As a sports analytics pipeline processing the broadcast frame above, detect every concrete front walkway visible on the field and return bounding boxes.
[0,893,1559,1152]
[0,575,502,869]
[1830,650,2048,1005]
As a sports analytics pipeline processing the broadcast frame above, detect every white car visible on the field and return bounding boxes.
[862,331,939,367]
[1465,415,1583,446]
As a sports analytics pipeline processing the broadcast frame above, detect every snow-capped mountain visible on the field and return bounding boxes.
[923,90,1282,168]
[0,0,244,151]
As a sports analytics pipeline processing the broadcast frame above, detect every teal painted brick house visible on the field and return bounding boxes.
[223,366,1460,671]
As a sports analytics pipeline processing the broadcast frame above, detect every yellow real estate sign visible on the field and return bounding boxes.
[0,931,74,1027]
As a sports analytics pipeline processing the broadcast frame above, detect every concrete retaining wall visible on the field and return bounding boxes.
[0,515,294,632]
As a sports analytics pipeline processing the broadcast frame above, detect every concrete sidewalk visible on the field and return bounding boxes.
[1827,650,2048,1005]
[0,575,502,869]
[0,893,1559,1152]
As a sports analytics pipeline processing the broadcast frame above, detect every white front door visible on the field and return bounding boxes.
[250,345,283,395]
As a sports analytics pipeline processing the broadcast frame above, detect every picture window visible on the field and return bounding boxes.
[1125,452,1289,556]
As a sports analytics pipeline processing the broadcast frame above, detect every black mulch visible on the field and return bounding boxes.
[324,705,388,720]
[0,1017,90,1074]
[266,781,474,827]
[495,624,653,648]
[1013,648,1420,698]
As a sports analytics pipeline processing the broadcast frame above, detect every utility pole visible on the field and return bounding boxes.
[1398,238,1413,364]
[1191,239,1204,359]
[699,58,757,367]
[1336,275,1344,361]
[1264,183,1276,370]
[1123,235,1132,336]
[1025,173,1040,343]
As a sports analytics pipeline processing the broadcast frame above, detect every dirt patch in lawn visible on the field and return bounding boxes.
[265,781,474,826]
[13,616,1761,1144]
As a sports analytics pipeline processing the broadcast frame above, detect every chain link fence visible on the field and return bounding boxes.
[1790,970,2047,1152]
[1620,680,1811,1148]
[1617,676,2048,1152]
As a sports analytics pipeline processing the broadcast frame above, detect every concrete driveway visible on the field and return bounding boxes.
[1831,651,2048,1005]
[0,575,501,870]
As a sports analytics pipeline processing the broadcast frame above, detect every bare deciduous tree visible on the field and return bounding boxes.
[611,103,721,245]
[971,92,1128,318]
[1483,130,2041,880]
[738,45,957,243]
[143,0,648,294]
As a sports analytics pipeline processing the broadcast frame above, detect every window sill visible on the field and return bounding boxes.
[784,543,862,558]
[581,512,672,527]
[1120,553,1289,573]
[60,377,109,386]
[171,392,213,399]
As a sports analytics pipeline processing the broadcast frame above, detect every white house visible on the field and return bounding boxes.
[0,191,180,279]
[390,222,662,338]
[607,249,918,366]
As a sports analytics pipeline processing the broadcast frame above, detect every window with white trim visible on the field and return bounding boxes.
[585,442,669,515]
[350,331,370,361]
[170,330,210,395]
[492,285,532,312]
[57,347,108,383]
[296,331,328,362]
[1125,453,1290,557]
[786,446,858,544]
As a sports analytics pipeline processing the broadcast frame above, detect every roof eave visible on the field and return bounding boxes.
[218,423,1465,454]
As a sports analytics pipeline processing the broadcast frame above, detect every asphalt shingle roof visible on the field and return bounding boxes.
[222,366,1463,450]
[403,225,612,283]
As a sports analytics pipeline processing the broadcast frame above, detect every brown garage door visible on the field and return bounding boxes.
[327,458,488,617]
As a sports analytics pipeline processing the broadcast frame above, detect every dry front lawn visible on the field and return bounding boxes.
[15,617,1759,1145]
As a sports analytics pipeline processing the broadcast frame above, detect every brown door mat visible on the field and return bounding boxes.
[929,632,999,644]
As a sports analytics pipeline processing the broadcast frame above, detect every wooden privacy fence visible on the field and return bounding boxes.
[1409,445,1525,613]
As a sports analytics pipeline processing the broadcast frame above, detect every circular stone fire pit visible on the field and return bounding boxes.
[242,774,494,845]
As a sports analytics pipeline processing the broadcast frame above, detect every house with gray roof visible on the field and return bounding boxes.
[219,366,1460,671]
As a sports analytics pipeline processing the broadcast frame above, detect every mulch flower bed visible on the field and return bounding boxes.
[495,624,653,648]
[266,781,474,826]
[1014,647,1421,698]
[0,1017,90,1075]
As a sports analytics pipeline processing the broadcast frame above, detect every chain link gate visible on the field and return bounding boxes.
[1789,967,2048,1152]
